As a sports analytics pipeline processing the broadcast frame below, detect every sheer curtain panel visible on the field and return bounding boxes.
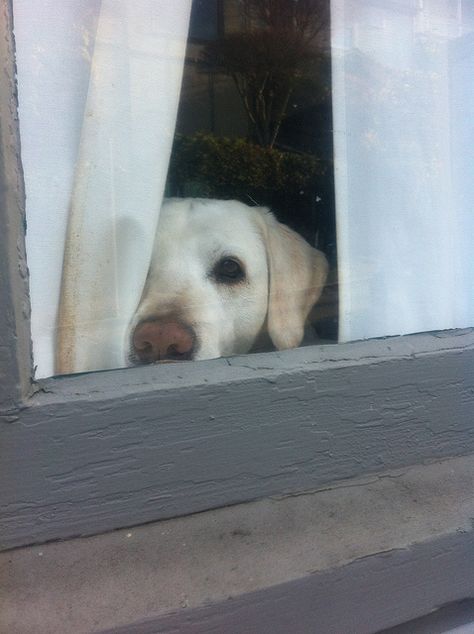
[14,0,192,377]
[331,0,474,342]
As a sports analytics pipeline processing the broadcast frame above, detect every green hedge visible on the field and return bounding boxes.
[167,133,328,205]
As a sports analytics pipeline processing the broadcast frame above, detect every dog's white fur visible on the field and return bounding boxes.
[130,198,328,361]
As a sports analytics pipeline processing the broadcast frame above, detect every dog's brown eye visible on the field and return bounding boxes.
[213,258,245,283]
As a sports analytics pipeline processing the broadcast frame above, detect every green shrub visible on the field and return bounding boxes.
[167,133,328,205]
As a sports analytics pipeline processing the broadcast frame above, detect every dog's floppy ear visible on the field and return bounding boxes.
[257,209,328,350]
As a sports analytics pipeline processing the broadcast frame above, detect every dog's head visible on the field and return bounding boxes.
[129,198,328,363]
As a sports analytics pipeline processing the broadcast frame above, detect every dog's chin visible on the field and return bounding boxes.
[127,335,257,366]
[128,354,195,366]
[127,346,198,366]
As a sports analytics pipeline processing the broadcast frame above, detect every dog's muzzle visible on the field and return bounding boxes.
[132,319,196,363]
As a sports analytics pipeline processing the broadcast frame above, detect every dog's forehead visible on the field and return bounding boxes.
[158,199,264,254]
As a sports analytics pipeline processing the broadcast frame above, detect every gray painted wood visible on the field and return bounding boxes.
[1,330,473,550]
[382,600,474,633]
[2,453,473,633]
[1,2,473,579]
[101,531,474,634]
[0,0,32,410]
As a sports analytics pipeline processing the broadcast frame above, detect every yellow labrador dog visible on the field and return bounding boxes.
[130,198,328,363]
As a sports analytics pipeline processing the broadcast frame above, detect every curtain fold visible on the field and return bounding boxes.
[331,0,474,342]
[14,1,192,377]
[16,1,474,376]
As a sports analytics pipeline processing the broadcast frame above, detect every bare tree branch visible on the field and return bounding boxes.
[201,0,329,147]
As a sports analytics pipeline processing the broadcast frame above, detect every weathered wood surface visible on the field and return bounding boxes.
[1,330,473,550]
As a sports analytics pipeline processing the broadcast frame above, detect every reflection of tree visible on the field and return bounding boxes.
[202,0,329,147]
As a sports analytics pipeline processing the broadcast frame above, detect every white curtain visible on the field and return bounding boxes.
[14,1,191,377]
[331,0,474,342]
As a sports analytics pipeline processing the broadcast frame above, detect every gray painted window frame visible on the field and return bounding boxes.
[1,0,473,584]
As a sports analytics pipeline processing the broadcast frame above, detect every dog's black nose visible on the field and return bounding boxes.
[132,320,195,363]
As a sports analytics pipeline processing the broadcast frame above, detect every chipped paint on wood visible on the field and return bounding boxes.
[1,330,473,550]
[0,0,33,408]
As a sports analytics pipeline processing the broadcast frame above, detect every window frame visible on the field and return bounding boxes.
[1,0,474,560]
[0,0,31,412]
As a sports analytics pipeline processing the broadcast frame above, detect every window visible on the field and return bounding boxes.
[188,0,222,41]
[2,8,473,625]
[13,0,473,380]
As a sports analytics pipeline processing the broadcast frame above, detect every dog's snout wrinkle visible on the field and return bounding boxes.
[133,320,195,363]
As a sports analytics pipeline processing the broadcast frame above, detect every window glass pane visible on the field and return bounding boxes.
[188,0,220,41]
[331,0,474,341]
[13,0,474,378]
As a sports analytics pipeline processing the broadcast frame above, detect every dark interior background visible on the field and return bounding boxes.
[166,0,338,342]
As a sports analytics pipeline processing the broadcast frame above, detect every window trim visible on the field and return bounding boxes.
[0,0,32,410]
[103,531,474,633]
[1,1,474,557]
[1,326,473,550]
